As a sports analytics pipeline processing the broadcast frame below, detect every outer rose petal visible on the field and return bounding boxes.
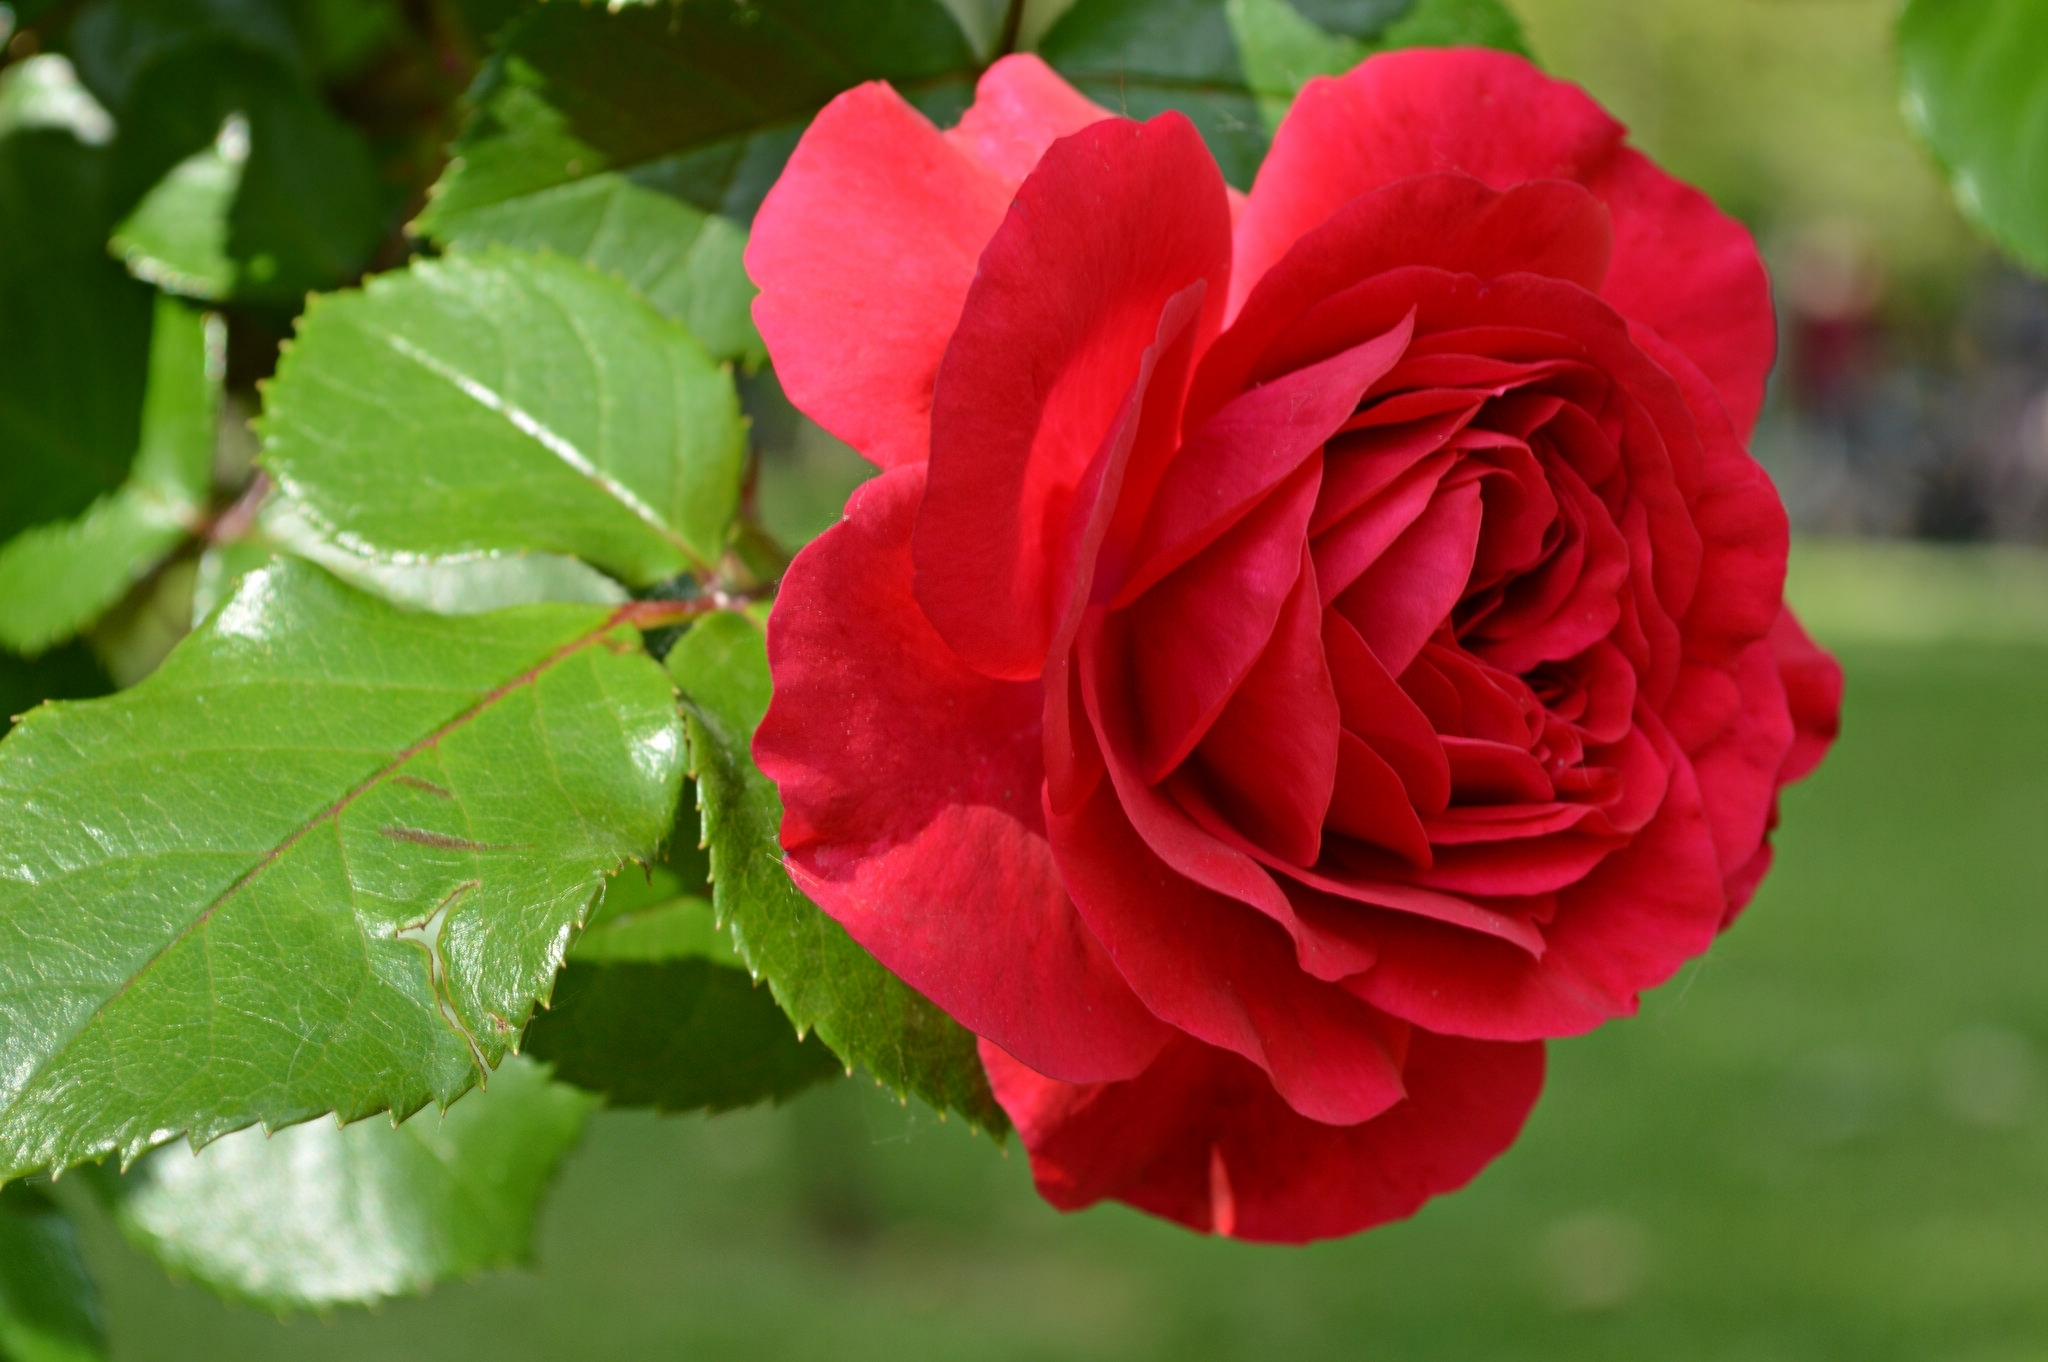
[747,83,1010,470]
[756,467,1172,1083]
[1230,47,1773,434]
[915,113,1233,679]
[1771,607,1844,784]
[945,54,1112,182]
[983,1031,1545,1243]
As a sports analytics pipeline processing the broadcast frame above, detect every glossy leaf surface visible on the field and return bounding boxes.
[0,1186,107,1362]
[1899,0,2048,275]
[105,1057,595,1312]
[261,249,746,585]
[0,296,220,654]
[668,612,1007,1135]
[0,560,686,1180]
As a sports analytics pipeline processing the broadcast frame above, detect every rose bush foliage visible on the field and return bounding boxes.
[747,48,1842,1243]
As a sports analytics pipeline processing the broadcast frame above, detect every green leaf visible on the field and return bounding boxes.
[106,112,248,300]
[1899,0,2048,276]
[0,558,686,1180]
[0,645,110,739]
[525,955,843,1115]
[0,55,115,145]
[0,295,220,655]
[0,127,154,544]
[0,1186,107,1362]
[255,497,631,618]
[415,0,979,363]
[102,1056,595,1312]
[1362,0,1525,54]
[1036,0,1527,185]
[416,74,765,367]
[437,0,977,226]
[572,891,742,967]
[261,248,747,585]
[103,40,390,302]
[667,611,1008,1137]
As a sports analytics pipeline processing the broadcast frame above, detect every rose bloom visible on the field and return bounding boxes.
[748,47,1842,1242]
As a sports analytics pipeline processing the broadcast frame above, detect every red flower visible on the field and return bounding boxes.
[747,48,1842,1243]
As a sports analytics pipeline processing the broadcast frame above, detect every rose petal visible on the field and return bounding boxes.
[757,466,1172,1082]
[1334,478,1483,677]
[915,113,1233,680]
[747,83,1012,471]
[1197,174,1613,429]
[1592,147,1776,435]
[1050,774,1406,1125]
[1232,55,1623,314]
[1771,607,1844,785]
[1230,47,1771,431]
[1123,458,1323,780]
[1191,545,1342,867]
[1117,317,1415,605]
[944,54,1112,183]
[983,1029,1545,1243]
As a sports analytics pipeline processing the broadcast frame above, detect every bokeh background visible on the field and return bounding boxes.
[45,0,2048,1356]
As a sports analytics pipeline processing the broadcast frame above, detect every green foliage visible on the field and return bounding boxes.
[416,0,987,364]
[667,612,1008,1137]
[0,113,154,545]
[0,559,685,1180]
[101,1057,595,1312]
[526,954,844,1115]
[0,1186,107,1362]
[0,296,220,655]
[1037,0,1527,185]
[261,248,746,586]
[57,0,398,303]
[1898,0,2048,276]
[432,0,977,225]
[0,645,111,738]
[415,71,765,367]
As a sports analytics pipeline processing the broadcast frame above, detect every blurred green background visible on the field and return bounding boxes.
[40,0,2048,1357]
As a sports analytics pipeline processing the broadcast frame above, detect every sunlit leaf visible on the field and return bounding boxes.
[0,559,686,1180]
[261,248,746,585]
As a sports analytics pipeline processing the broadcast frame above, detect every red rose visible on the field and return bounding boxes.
[748,48,1842,1243]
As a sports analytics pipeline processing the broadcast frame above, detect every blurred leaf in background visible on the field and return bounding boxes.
[99,1058,595,1313]
[69,0,398,302]
[0,296,220,656]
[0,1185,107,1362]
[1898,0,2048,279]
